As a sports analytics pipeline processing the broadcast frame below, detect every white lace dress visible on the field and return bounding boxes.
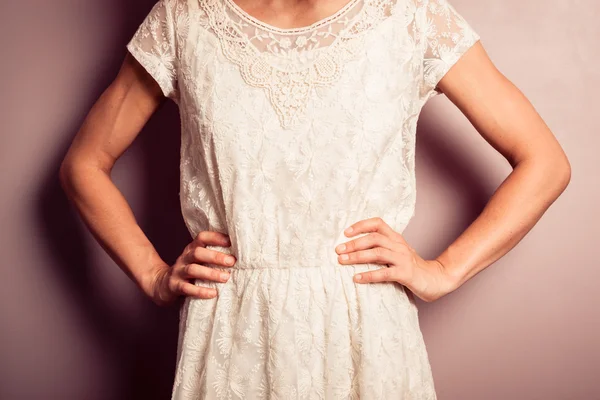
[126,0,480,398]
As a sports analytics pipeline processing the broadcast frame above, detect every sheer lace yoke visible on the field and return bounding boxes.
[200,0,400,128]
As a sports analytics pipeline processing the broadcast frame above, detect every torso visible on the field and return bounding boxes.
[175,0,428,266]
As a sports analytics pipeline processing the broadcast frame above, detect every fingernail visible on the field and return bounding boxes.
[340,254,349,260]
[226,256,235,265]
[354,274,362,281]
[336,244,346,252]
[220,272,229,281]
[345,226,353,234]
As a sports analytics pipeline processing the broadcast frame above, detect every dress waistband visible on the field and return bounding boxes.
[203,260,388,271]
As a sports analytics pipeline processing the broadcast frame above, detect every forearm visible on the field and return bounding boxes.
[59,162,169,294]
[436,157,570,291]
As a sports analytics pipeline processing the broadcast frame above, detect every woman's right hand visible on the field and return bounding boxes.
[143,230,236,306]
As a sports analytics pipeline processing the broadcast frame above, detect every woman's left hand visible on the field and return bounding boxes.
[335,217,458,302]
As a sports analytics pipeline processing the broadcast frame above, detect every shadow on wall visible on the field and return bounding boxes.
[411,105,494,314]
[37,1,189,399]
[415,106,492,244]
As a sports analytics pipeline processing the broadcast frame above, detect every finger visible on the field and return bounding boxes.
[335,232,403,255]
[194,230,231,247]
[337,246,396,265]
[184,246,236,267]
[180,263,230,283]
[174,279,218,299]
[354,266,401,283]
[345,217,404,243]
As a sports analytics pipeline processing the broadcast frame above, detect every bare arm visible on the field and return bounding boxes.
[432,41,571,290]
[59,54,236,305]
[59,53,170,294]
[336,41,571,302]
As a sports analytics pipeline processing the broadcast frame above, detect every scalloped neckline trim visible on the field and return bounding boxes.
[222,0,363,34]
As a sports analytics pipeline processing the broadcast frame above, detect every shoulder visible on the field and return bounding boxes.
[165,0,208,22]
[160,0,189,13]
[157,0,197,19]
[158,0,204,34]
[388,0,428,26]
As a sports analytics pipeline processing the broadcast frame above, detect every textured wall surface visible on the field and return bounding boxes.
[0,1,597,399]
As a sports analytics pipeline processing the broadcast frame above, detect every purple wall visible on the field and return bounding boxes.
[1,1,597,399]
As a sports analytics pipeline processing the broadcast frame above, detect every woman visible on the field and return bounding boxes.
[59,0,571,398]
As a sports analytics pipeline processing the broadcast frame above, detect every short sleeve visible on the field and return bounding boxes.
[420,0,480,97]
[126,0,179,103]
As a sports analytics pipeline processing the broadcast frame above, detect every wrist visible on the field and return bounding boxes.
[432,258,464,293]
[137,262,170,296]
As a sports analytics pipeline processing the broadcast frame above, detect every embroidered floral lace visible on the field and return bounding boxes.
[126,0,480,398]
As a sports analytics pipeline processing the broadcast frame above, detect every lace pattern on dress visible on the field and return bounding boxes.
[420,0,481,95]
[126,0,179,103]
[200,0,400,129]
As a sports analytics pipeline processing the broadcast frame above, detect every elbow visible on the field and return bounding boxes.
[541,153,572,199]
[527,139,572,189]
[59,158,71,183]
[59,154,112,198]
[558,158,571,191]
[553,151,572,193]
[58,156,95,197]
[59,159,77,197]
[516,148,572,199]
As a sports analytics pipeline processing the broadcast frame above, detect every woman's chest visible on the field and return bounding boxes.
[176,0,423,134]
